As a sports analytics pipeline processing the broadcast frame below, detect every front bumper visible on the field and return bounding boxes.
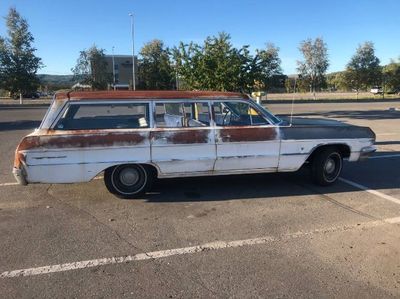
[359,145,377,160]
[12,167,28,185]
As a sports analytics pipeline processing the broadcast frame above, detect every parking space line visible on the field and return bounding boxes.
[1,216,399,279]
[0,176,103,187]
[0,182,18,187]
[339,178,400,205]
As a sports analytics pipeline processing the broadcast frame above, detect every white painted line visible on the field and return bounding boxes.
[2,217,400,279]
[339,177,400,205]
[369,154,400,159]
[0,176,103,187]
[385,216,400,224]
[0,182,18,187]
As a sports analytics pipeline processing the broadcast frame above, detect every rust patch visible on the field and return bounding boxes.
[218,127,277,142]
[13,151,25,169]
[35,132,145,149]
[13,132,148,168]
[151,129,210,144]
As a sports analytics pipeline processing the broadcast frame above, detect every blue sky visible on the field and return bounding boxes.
[1,0,399,75]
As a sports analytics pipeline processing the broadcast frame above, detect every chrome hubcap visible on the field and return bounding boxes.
[119,168,139,186]
[325,158,336,174]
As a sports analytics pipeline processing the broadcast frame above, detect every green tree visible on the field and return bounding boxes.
[71,45,110,90]
[172,32,282,92]
[252,43,282,91]
[137,39,174,90]
[297,37,329,98]
[382,58,400,93]
[326,71,347,91]
[344,42,381,95]
[0,7,42,98]
[285,78,294,93]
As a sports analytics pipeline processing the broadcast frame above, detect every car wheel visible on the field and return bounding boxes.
[311,148,343,186]
[104,164,153,198]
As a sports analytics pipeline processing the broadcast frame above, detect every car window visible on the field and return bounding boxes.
[55,103,149,130]
[213,101,270,126]
[155,102,210,128]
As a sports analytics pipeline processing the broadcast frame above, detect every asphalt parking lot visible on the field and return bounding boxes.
[0,101,399,298]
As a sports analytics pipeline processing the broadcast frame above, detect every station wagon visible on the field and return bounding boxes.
[13,91,376,198]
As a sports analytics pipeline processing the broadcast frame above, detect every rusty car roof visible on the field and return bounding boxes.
[55,90,249,101]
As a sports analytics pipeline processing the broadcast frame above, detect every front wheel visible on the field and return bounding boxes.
[311,149,343,186]
[104,164,153,199]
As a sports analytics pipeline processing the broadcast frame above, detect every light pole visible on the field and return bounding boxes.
[129,13,136,91]
[112,46,116,91]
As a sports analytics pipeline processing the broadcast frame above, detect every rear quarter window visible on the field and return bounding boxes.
[55,103,150,130]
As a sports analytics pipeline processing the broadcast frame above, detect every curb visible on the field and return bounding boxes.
[263,98,400,104]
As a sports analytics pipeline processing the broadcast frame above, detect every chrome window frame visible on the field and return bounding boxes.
[151,99,213,129]
[211,99,276,127]
[50,100,153,131]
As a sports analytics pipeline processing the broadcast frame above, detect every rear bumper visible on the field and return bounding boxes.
[359,145,376,160]
[12,167,28,185]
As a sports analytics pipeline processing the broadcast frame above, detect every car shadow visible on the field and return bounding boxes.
[283,109,400,120]
[143,153,400,203]
[375,141,400,145]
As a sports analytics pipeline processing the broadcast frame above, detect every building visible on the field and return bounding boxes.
[104,55,138,90]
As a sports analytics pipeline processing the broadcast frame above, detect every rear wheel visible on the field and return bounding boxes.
[104,164,153,198]
[311,148,343,186]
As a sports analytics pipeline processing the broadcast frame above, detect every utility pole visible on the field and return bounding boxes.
[129,13,136,90]
[175,65,179,90]
[112,46,116,91]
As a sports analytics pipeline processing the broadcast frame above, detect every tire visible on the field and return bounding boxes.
[311,148,343,186]
[104,164,153,199]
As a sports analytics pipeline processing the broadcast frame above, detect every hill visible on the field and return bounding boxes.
[37,74,75,89]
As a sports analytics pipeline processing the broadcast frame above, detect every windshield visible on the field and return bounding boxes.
[251,101,282,125]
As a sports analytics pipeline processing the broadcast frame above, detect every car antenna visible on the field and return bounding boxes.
[289,77,297,126]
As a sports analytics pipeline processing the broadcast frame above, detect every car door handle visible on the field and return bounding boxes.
[219,134,230,142]
[151,136,167,142]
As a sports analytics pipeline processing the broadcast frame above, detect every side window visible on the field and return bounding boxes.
[155,102,210,128]
[213,101,269,126]
[55,103,149,130]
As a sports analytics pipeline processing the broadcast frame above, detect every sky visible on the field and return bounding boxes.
[0,0,399,75]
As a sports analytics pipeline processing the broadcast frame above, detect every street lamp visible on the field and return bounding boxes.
[112,46,116,91]
[129,13,136,91]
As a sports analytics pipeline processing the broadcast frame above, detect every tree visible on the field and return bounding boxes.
[172,32,282,92]
[137,40,174,90]
[326,71,347,91]
[297,37,329,98]
[71,45,110,90]
[0,7,42,97]
[172,32,245,91]
[250,43,282,91]
[344,42,381,95]
[382,58,400,93]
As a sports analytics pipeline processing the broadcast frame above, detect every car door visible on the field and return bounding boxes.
[213,100,280,172]
[150,100,216,175]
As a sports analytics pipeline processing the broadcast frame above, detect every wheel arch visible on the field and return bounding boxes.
[92,162,160,181]
[306,143,351,164]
